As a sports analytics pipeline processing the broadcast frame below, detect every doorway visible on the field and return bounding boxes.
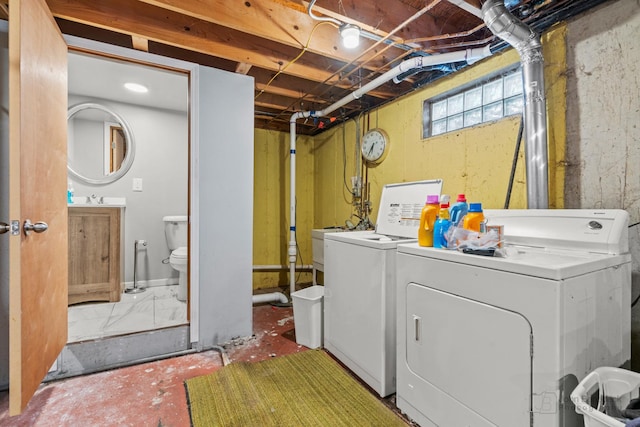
[66,50,189,343]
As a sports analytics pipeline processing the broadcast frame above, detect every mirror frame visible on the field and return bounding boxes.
[67,102,136,185]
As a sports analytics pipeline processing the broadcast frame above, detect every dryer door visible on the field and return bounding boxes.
[406,284,532,426]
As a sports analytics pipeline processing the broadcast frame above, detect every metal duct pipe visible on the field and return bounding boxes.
[482,0,549,209]
[287,46,493,296]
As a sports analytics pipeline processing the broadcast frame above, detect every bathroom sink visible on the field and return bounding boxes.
[69,196,126,207]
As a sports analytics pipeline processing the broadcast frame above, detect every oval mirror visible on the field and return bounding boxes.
[67,102,135,185]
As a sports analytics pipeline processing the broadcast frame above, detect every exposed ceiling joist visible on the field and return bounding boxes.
[40,0,612,135]
[131,35,149,52]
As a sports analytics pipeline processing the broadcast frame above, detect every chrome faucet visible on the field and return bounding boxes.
[88,194,104,204]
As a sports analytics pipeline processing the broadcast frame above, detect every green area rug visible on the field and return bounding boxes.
[185,349,407,426]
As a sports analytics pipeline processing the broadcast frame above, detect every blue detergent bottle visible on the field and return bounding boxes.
[449,193,468,226]
[433,202,451,248]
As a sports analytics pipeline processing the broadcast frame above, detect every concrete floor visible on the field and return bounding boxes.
[0,303,408,426]
[0,304,304,427]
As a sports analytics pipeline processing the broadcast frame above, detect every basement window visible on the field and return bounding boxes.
[423,68,524,138]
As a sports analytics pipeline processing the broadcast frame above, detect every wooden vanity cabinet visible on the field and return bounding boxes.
[68,206,122,305]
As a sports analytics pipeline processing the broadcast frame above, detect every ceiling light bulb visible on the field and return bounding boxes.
[124,82,148,93]
[340,25,360,49]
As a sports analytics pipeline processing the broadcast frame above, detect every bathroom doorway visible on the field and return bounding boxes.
[66,49,190,344]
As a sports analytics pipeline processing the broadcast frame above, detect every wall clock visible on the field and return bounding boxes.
[361,128,389,165]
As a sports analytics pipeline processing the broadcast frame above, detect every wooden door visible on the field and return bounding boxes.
[8,0,68,415]
[110,126,125,173]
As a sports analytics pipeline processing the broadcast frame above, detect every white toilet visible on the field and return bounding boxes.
[163,215,188,301]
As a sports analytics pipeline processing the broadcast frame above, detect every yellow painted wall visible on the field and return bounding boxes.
[314,24,567,230]
[252,24,568,290]
[253,129,314,289]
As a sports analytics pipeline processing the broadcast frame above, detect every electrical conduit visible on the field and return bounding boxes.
[287,46,493,295]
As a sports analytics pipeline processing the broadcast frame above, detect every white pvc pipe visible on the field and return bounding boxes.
[253,264,313,271]
[287,46,493,295]
[252,292,289,305]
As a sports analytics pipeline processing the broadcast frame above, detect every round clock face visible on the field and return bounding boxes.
[361,129,389,164]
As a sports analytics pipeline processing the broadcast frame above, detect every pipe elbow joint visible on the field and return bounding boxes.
[482,0,541,58]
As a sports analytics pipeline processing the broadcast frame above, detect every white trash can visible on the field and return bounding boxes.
[291,285,324,349]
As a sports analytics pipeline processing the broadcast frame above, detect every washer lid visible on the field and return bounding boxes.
[375,179,443,238]
[324,230,415,249]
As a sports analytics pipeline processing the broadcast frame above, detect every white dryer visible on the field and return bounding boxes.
[324,179,442,397]
[395,209,631,427]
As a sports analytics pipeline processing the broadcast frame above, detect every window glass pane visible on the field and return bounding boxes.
[483,101,503,122]
[422,99,431,138]
[504,70,523,98]
[483,79,503,105]
[464,87,482,110]
[425,69,523,136]
[464,108,482,127]
[432,100,447,121]
[448,113,463,131]
[432,119,447,135]
[504,96,524,116]
[447,93,464,115]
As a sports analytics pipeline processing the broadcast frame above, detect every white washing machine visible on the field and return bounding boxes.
[324,179,442,397]
[396,209,632,427]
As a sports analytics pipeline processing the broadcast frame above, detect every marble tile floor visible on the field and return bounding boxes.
[67,285,187,343]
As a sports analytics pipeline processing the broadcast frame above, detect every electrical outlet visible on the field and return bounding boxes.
[132,178,143,192]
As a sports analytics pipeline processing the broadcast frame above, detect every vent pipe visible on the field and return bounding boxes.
[482,0,549,209]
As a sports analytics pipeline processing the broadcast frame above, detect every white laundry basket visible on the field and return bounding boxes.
[291,285,324,349]
[571,367,640,427]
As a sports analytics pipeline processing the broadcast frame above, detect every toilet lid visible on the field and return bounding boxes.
[172,247,188,259]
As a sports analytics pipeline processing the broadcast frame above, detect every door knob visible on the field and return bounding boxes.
[23,219,48,236]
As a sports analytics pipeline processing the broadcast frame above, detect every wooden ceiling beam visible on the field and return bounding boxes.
[250,67,398,101]
[255,82,326,105]
[46,0,360,86]
[235,62,252,75]
[133,0,428,85]
[131,35,149,52]
[137,0,410,66]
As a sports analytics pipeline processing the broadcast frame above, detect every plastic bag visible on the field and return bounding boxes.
[445,225,505,256]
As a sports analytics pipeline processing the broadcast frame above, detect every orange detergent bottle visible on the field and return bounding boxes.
[418,195,440,247]
[462,202,485,232]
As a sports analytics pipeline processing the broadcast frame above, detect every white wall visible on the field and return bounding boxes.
[68,95,188,286]
[564,0,640,367]
[195,65,254,348]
